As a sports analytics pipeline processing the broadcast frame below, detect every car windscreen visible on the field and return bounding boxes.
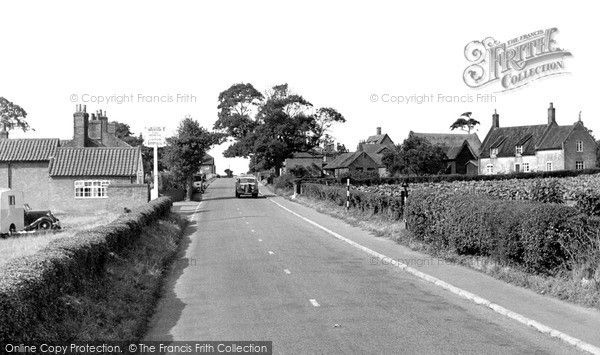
[238,178,256,184]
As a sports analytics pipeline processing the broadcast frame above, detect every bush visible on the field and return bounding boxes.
[531,179,563,203]
[0,197,173,343]
[274,173,297,190]
[575,190,600,216]
[405,190,590,275]
[303,183,404,221]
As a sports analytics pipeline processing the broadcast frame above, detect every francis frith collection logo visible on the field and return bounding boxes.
[463,28,571,92]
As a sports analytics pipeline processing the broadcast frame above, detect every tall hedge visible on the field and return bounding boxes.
[405,190,594,275]
[0,197,173,343]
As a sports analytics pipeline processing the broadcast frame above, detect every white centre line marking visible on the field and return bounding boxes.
[284,269,291,274]
[268,251,274,255]
[309,299,320,307]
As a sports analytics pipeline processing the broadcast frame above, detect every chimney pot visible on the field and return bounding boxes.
[492,109,500,129]
[548,102,556,125]
[376,127,382,135]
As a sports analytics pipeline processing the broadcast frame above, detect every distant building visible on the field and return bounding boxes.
[200,153,216,175]
[479,103,596,174]
[283,151,324,176]
[355,127,395,176]
[323,151,381,177]
[409,132,481,175]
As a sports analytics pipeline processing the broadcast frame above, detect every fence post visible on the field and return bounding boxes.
[346,178,350,210]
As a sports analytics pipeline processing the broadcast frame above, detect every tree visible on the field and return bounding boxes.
[382,136,447,176]
[450,112,480,134]
[214,83,345,175]
[163,117,222,200]
[0,97,30,133]
[224,168,233,178]
[114,121,144,146]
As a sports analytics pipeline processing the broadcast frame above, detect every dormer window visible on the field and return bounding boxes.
[490,148,498,158]
[515,145,523,156]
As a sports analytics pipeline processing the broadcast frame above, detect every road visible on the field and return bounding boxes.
[145,178,581,354]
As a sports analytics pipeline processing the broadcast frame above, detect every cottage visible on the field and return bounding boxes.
[283,151,325,176]
[324,151,381,177]
[409,132,481,175]
[479,103,596,174]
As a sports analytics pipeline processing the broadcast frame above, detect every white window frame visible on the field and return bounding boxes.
[575,161,585,170]
[576,140,583,152]
[490,148,498,158]
[75,180,110,199]
[522,162,530,172]
[546,161,552,171]
[515,145,523,156]
[486,164,493,174]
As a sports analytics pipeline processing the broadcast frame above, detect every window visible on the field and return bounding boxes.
[490,148,498,158]
[75,180,110,198]
[515,145,523,156]
[486,164,493,174]
[8,195,15,206]
[576,161,585,170]
[577,140,583,152]
[546,162,552,171]
[522,163,530,172]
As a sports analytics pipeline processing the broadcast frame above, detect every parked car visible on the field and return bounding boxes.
[23,204,61,231]
[235,175,259,198]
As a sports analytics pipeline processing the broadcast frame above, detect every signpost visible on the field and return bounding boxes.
[145,126,167,200]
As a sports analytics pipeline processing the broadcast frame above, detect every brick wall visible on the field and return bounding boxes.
[48,176,149,214]
[0,162,50,209]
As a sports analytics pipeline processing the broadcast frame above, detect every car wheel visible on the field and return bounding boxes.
[252,193,258,198]
[9,224,17,237]
[38,220,52,230]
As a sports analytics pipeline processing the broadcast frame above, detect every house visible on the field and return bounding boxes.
[324,151,381,177]
[200,153,216,175]
[48,146,146,213]
[0,104,148,213]
[0,138,60,209]
[409,131,481,175]
[479,103,596,174]
[283,151,325,176]
[364,127,394,146]
[356,127,395,176]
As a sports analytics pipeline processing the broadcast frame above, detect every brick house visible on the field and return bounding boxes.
[355,127,395,176]
[479,103,596,174]
[409,131,481,175]
[48,146,146,213]
[0,139,60,209]
[0,105,148,213]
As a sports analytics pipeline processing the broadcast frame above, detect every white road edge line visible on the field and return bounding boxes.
[309,299,320,307]
[269,198,600,355]
[187,201,203,221]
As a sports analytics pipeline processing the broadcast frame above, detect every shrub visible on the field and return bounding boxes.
[575,190,600,216]
[405,190,590,275]
[531,179,563,203]
[274,173,297,190]
[0,197,173,343]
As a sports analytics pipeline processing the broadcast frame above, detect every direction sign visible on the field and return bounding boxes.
[145,126,167,147]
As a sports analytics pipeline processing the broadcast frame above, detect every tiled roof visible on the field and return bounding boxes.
[0,139,60,162]
[537,125,573,150]
[365,133,393,145]
[358,143,391,155]
[49,147,141,177]
[324,151,380,169]
[290,151,323,159]
[410,132,482,159]
[202,153,215,165]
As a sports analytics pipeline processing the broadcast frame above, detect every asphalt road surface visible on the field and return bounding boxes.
[145,178,582,354]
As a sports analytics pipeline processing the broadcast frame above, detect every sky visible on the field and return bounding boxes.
[1,1,597,175]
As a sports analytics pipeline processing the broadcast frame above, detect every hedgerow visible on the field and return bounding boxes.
[404,190,596,275]
[0,197,173,343]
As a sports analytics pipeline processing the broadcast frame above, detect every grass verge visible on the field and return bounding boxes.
[274,185,600,312]
[54,212,187,341]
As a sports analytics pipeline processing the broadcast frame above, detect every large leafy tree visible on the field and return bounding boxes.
[163,117,223,200]
[0,97,30,132]
[214,83,345,175]
[382,136,447,176]
[450,112,480,134]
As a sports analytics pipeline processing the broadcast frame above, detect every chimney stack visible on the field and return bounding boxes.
[376,127,382,135]
[73,104,89,147]
[492,109,500,129]
[548,102,556,125]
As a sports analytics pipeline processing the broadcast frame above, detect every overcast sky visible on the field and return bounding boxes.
[1,1,597,175]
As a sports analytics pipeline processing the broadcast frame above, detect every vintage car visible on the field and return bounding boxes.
[235,175,259,198]
[23,204,61,231]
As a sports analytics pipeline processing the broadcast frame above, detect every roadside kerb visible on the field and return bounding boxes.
[269,197,600,355]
